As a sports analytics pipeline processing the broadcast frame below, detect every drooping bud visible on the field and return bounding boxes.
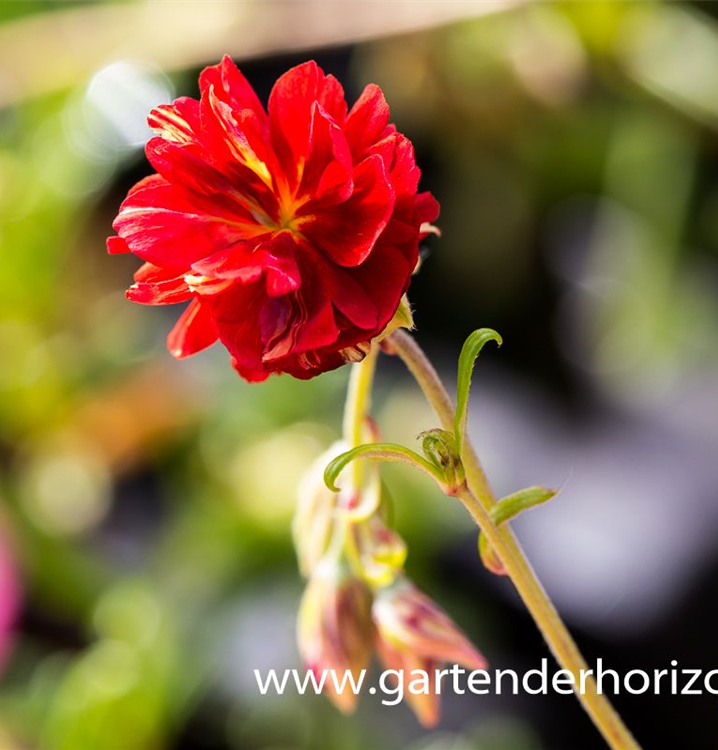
[297,560,373,713]
[373,577,486,670]
[353,515,407,587]
[372,577,487,726]
[374,637,441,727]
[292,442,346,578]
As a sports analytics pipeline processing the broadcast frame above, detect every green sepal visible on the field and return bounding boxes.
[478,533,507,576]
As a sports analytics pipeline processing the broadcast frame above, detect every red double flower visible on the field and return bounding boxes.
[108,57,438,381]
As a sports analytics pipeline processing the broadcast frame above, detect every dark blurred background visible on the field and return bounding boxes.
[1,1,717,748]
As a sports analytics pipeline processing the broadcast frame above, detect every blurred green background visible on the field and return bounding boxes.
[1,1,718,749]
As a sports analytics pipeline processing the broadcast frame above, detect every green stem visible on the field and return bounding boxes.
[328,343,379,571]
[343,344,379,470]
[382,331,494,506]
[386,329,641,750]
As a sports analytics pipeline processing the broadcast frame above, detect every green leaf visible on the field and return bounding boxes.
[489,486,558,526]
[454,328,502,453]
[323,442,448,494]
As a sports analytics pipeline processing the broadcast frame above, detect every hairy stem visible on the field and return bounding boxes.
[385,329,641,750]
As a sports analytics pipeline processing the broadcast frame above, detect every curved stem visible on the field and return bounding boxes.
[343,343,379,482]
[386,330,641,750]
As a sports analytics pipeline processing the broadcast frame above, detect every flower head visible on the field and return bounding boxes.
[373,577,487,727]
[108,56,439,381]
[297,559,373,713]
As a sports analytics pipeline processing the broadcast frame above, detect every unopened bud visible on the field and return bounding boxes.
[418,429,464,495]
[372,577,486,726]
[297,560,373,713]
[293,442,346,578]
[373,577,486,669]
[374,637,440,727]
[354,515,407,587]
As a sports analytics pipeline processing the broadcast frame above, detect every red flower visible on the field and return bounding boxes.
[108,57,439,381]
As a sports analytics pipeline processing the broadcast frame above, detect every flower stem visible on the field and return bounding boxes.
[343,344,379,466]
[385,329,641,750]
[331,344,379,569]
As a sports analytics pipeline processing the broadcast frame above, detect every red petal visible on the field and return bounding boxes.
[147,97,201,143]
[199,55,267,123]
[192,232,301,297]
[230,356,270,382]
[198,85,277,198]
[416,191,440,225]
[126,263,191,305]
[206,281,267,374]
[145,137,263,214]
[370,131,421,197]
[296,103,353,204]
[127,174,166,197]
[268,62,346,186]
[166,299,218,358]
[133,262,169,283]
[113,179,261,269]
[299,154,394,267]
[107,236,130,254]
[210,250,339,366]
[339,230,415,335]
[260,292,338,362]
[344,84,390,161]
[316,73,347,123]
[321,261,378,330]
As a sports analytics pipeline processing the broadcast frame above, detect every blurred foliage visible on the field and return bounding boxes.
[1,1,717,749]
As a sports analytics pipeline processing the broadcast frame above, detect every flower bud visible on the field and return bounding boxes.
[354,515,407,587]
[418,428,464,495]
[372,577,487,726]
[297,560,373,713]
[292,442,346,578]
[374,639,441,728]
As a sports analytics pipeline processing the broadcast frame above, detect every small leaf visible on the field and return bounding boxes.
[454,329,502,453]
[490,486,558,526]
